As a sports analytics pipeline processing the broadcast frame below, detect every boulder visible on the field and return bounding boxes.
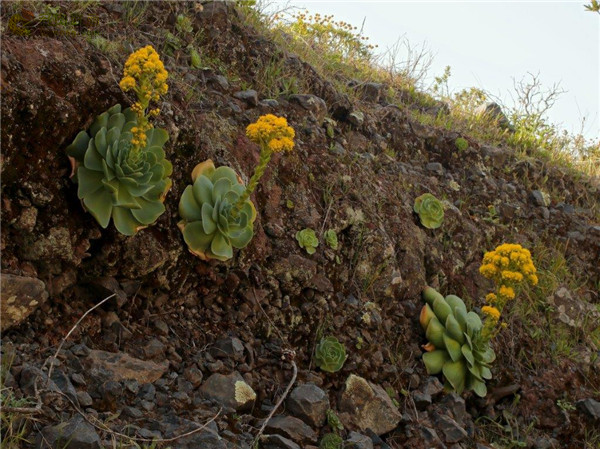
[285,383,329,427]
[36,416,101,449]
[84,350,168,383]
[1,273,48,331]
[199,372,256,411]
[339,374,401,435]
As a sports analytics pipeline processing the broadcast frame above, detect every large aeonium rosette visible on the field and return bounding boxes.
[178,160,257,261]
[66,104,172,235]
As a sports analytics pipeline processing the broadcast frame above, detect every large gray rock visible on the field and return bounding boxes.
[547,286,600,328]
[264,415,318,444]
[577,398,600,421]
[209,336,245,361]
[199,372,256,411]
[345,431,374,449]
[84,350,168,384]
[475,102,513,130]
[339,374,401,435]
[289,94,327,123]
[233,89,259,107]
[286,383,330,427]
[1,273,48,331]
[36,416,101,449]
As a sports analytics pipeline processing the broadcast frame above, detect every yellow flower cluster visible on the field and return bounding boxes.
[246,114,295,153]
[478,243,538,341]
[120,45,168,102]
[479,243,538,287]
[130,125,149,148]
[482,305,501,322]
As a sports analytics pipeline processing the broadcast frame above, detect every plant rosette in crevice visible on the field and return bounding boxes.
[420,287,495,397]
[178,160,257,261]
[66,104,172,236]
[414,193,444,229]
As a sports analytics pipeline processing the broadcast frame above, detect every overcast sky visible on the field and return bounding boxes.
[269,1,599,141]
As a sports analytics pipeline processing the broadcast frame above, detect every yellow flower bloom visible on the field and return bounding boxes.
[120,45,168,105]
[482,305,501,321]
[498,285,515,300]
[485,293,497,303]
[246,114,295,152]
[119,76,136,91]
[501,270,523,282]
[528,274,539,286]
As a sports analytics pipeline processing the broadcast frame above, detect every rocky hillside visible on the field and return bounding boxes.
[1,2,599,448]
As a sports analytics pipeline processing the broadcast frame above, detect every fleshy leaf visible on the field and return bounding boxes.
[179,186,203,222]
[442,359,466,393]
[112,207,141,236]
[443,332,462,362]
[425,316,445,349]
[423,350,450,375]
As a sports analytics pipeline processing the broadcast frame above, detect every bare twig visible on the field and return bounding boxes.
[252,350,297,447]
[57,388,222,444]
[45,293,116,384]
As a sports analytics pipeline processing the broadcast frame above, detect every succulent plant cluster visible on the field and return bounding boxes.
[66,104,172,235]
[178,160,257,261]
[420,287,495,397]
[296,228,319,254]
[315,336,347,373]
[414,193,444,229]
[319,433,343,449]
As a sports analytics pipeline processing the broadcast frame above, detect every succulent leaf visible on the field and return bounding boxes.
[67,104,171,235]
[443,332,462,362]
[423,350,450,374]
[445,314,465,344]
[425,316,446,348]
[443,359,467,393]
[178,160,256,261]
[423,286,444,306]
[432,296,452,324]
[420,304,436,330]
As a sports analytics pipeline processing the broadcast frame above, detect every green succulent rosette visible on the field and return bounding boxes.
[296,228,319,254]
[178,160,257,261]
[66,104,172,235]
[315,336,347,373]
[420,287,495,397]
[319,433,343,449]
[414,193,444,229]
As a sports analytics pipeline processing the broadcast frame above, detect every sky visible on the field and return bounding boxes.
[267,1,599,141]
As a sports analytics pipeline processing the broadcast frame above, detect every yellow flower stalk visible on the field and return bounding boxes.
[479,243,538,341]
[119,45,169,159]
[230,114,295,218]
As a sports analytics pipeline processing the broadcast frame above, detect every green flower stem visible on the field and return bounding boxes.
[230,145,272,218]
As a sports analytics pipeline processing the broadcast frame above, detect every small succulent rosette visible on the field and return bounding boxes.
[314,336,347,373]
[178,160,257,261]
[414,193,444,229]
[66,104,172,235]
[420,287,495,397]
